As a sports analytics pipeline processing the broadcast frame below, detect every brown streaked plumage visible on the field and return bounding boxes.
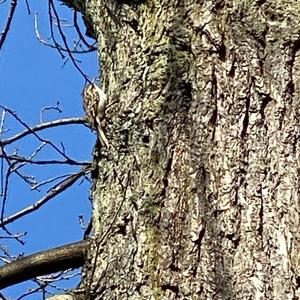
[82,83,109,148]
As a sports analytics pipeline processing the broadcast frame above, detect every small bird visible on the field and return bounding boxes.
[82,82,109,148]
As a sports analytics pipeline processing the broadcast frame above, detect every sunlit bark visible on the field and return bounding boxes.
[81,1,300,299]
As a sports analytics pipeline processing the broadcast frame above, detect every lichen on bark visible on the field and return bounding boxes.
[81,1,300,299]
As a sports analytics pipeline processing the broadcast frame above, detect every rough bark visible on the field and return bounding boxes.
[80,1,300,299]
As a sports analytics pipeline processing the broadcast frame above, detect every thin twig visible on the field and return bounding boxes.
[0,145,14,222]
[24,0,30,15]
[0,165,92,227]
[1,139,43,217]
[0,232,25,240]
[0,109,6,140]
[0,110,6,196]
[9,142,47,177]
[47,0,65,59]
[0,107,73,161]
[34,13,95,54]
[40,102,62,123]
[0,0,17,51]
[73,11,96,50]
[15,285,45,300]
[49,0,90,82]
[32,173,78,191]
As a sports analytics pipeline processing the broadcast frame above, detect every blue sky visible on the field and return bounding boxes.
[0,1,97,298]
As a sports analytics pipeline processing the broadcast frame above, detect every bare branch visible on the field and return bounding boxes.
[73,11,96,50]
[49,0,90,82]
[48,0,65,59]
[32,172,83,191]
[24,0,30,15]
[10,142,47,176]
[0,145,16,223]
[0,154,90,166]
[34,13,96,54]
[0,239,90,289]
[0,0,17,51]
[0,146,41,242]
[0,110,6,196]
[0,116,87,146]
[15,285,45,300]
[0,107,78,163]
[0,232,25,240]
[0,165,92,227]
[0,109,7,140]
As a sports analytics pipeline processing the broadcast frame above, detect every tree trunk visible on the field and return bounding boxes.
[81,1,300,299]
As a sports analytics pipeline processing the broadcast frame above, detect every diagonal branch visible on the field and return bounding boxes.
[0,165,92,227]
[73,10,96,50]
[49,0,90,82]
[0,0,17,51]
